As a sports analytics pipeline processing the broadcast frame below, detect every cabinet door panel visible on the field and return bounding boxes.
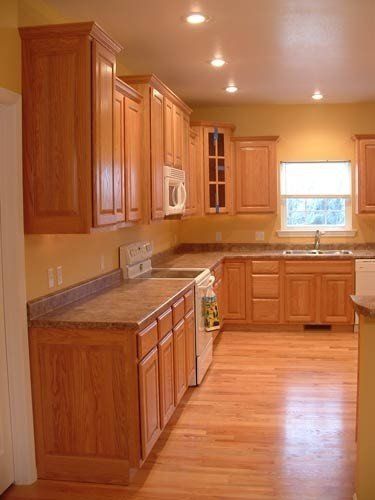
[150,89,164,219]
[139,347,161,460]
[185,310,196,386]
[93,41,117,226]
[223,262,246,320]
[113,90,126,222]
[235,140,277,213]
[321,274,354,324]
[124,97,142,222]
[22,34,92,233]
[163,98,174,166]
[158,332,175,429]
[173,105,183,168]
[173,320,187,405]
[285,275,316,323]
[357,138,375,213]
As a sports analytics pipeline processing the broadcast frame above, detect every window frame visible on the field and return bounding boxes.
[278,161,356,237]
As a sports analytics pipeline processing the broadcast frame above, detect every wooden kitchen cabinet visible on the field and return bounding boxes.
[223,261,246,320]
[121,75,192,222]
[115,79,143,224]
[285,274,317,323]
[321,274,354,324]
[20,22,124,233]
[191,121,235,214]
[164,97,174,166]
[124,95,142,222]
[173,319,187,405]
[248,261,281,323]
[139,347,161,460]
[233,137,278,213]
[354,135,375,213]
[184,128,199,216]
[185,309,196,386]
[158,331,175,429]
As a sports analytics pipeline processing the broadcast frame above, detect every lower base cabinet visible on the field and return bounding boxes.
[173,319,187,405]
[158,331,175,429]
[321,274,354,323]
[139,347,161,460]
[285,274,316,323]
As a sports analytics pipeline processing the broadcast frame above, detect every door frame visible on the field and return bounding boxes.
[0,87,37,484]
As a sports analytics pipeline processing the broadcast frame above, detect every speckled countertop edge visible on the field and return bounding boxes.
[351,295,375,318]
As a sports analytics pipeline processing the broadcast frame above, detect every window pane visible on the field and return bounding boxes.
[281,162,351,196]
[286,197,346,227]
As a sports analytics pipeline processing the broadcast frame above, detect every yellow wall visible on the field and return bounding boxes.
[181,103,375,245]
[0,0,180,300]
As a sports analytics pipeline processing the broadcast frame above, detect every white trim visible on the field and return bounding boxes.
[277,229,357,237]
[0,88,37,484]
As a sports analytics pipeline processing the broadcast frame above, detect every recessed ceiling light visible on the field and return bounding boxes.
[312,91,323,101]
[185,13,208,24]
[225,85,238,93]
[211,58,226,68]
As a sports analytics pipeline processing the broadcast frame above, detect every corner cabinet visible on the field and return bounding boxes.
[191,121,235,214]
[233,136,279,213]
[354,135,375,214]
[20,22,144,234]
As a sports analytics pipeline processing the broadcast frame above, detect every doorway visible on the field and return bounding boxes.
[0,89,36,490]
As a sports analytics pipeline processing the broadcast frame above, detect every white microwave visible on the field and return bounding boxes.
[164,166,187,215]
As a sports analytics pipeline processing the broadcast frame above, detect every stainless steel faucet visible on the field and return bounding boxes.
[314,229,321,250]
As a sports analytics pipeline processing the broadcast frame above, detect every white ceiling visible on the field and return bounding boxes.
[47,0,375,105]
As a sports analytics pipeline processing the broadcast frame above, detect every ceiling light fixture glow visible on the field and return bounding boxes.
[185,13,208,24]
[225,85,238,93]
[312,91,323,101]
[211,58,226,68]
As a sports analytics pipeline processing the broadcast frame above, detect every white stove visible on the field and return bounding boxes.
[119,242,214,385]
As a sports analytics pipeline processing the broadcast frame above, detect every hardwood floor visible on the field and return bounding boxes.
[3,330,357,500]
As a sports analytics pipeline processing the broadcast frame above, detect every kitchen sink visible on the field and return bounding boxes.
[283,249,353,256]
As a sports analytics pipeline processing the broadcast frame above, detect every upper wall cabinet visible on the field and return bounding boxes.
[19,22,145,234]
[191,121,235,214]
[354,135,375,214]
[233,136,279,214]
[121,75,192,222]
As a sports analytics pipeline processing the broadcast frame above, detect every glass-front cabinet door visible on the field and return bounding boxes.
[203,126,232,214]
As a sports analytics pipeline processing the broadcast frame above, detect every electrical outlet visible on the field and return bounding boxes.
[47,268,55,289]
[255,231,265,241]
[56,266,63,286]
[216,231,222,242]
[100,255,105,271]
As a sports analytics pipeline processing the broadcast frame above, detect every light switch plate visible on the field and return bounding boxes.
[47,268,55,289]
[56,266,63,286]
[215,232,222,242]
[100,255,105,271]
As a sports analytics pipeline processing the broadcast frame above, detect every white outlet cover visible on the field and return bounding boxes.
[47,268,55,289]
[216,232,222,242]
[255,231,265,241]
[56,266,63,286]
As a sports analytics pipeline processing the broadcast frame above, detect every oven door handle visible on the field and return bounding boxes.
[199,275,215,290]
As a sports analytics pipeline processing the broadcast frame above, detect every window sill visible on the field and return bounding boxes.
[276,229,357,238]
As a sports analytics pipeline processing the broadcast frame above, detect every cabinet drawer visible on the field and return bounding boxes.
[252,299,280,323]
[138,321,158,359]
[285,260,353,275]
[184,289,194,314]
[157,308,173,340]
[172,297,185,326]
[252,275,279,298]
[252,260,279,274]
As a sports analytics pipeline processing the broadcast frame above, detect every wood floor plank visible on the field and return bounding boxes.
[3,330,357,500]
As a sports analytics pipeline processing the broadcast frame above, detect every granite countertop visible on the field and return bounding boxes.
[154,246,375,271]
[351,296,375,318]
[29,278,194,331]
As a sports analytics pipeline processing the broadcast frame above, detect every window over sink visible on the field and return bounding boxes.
[278,161,355,237]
